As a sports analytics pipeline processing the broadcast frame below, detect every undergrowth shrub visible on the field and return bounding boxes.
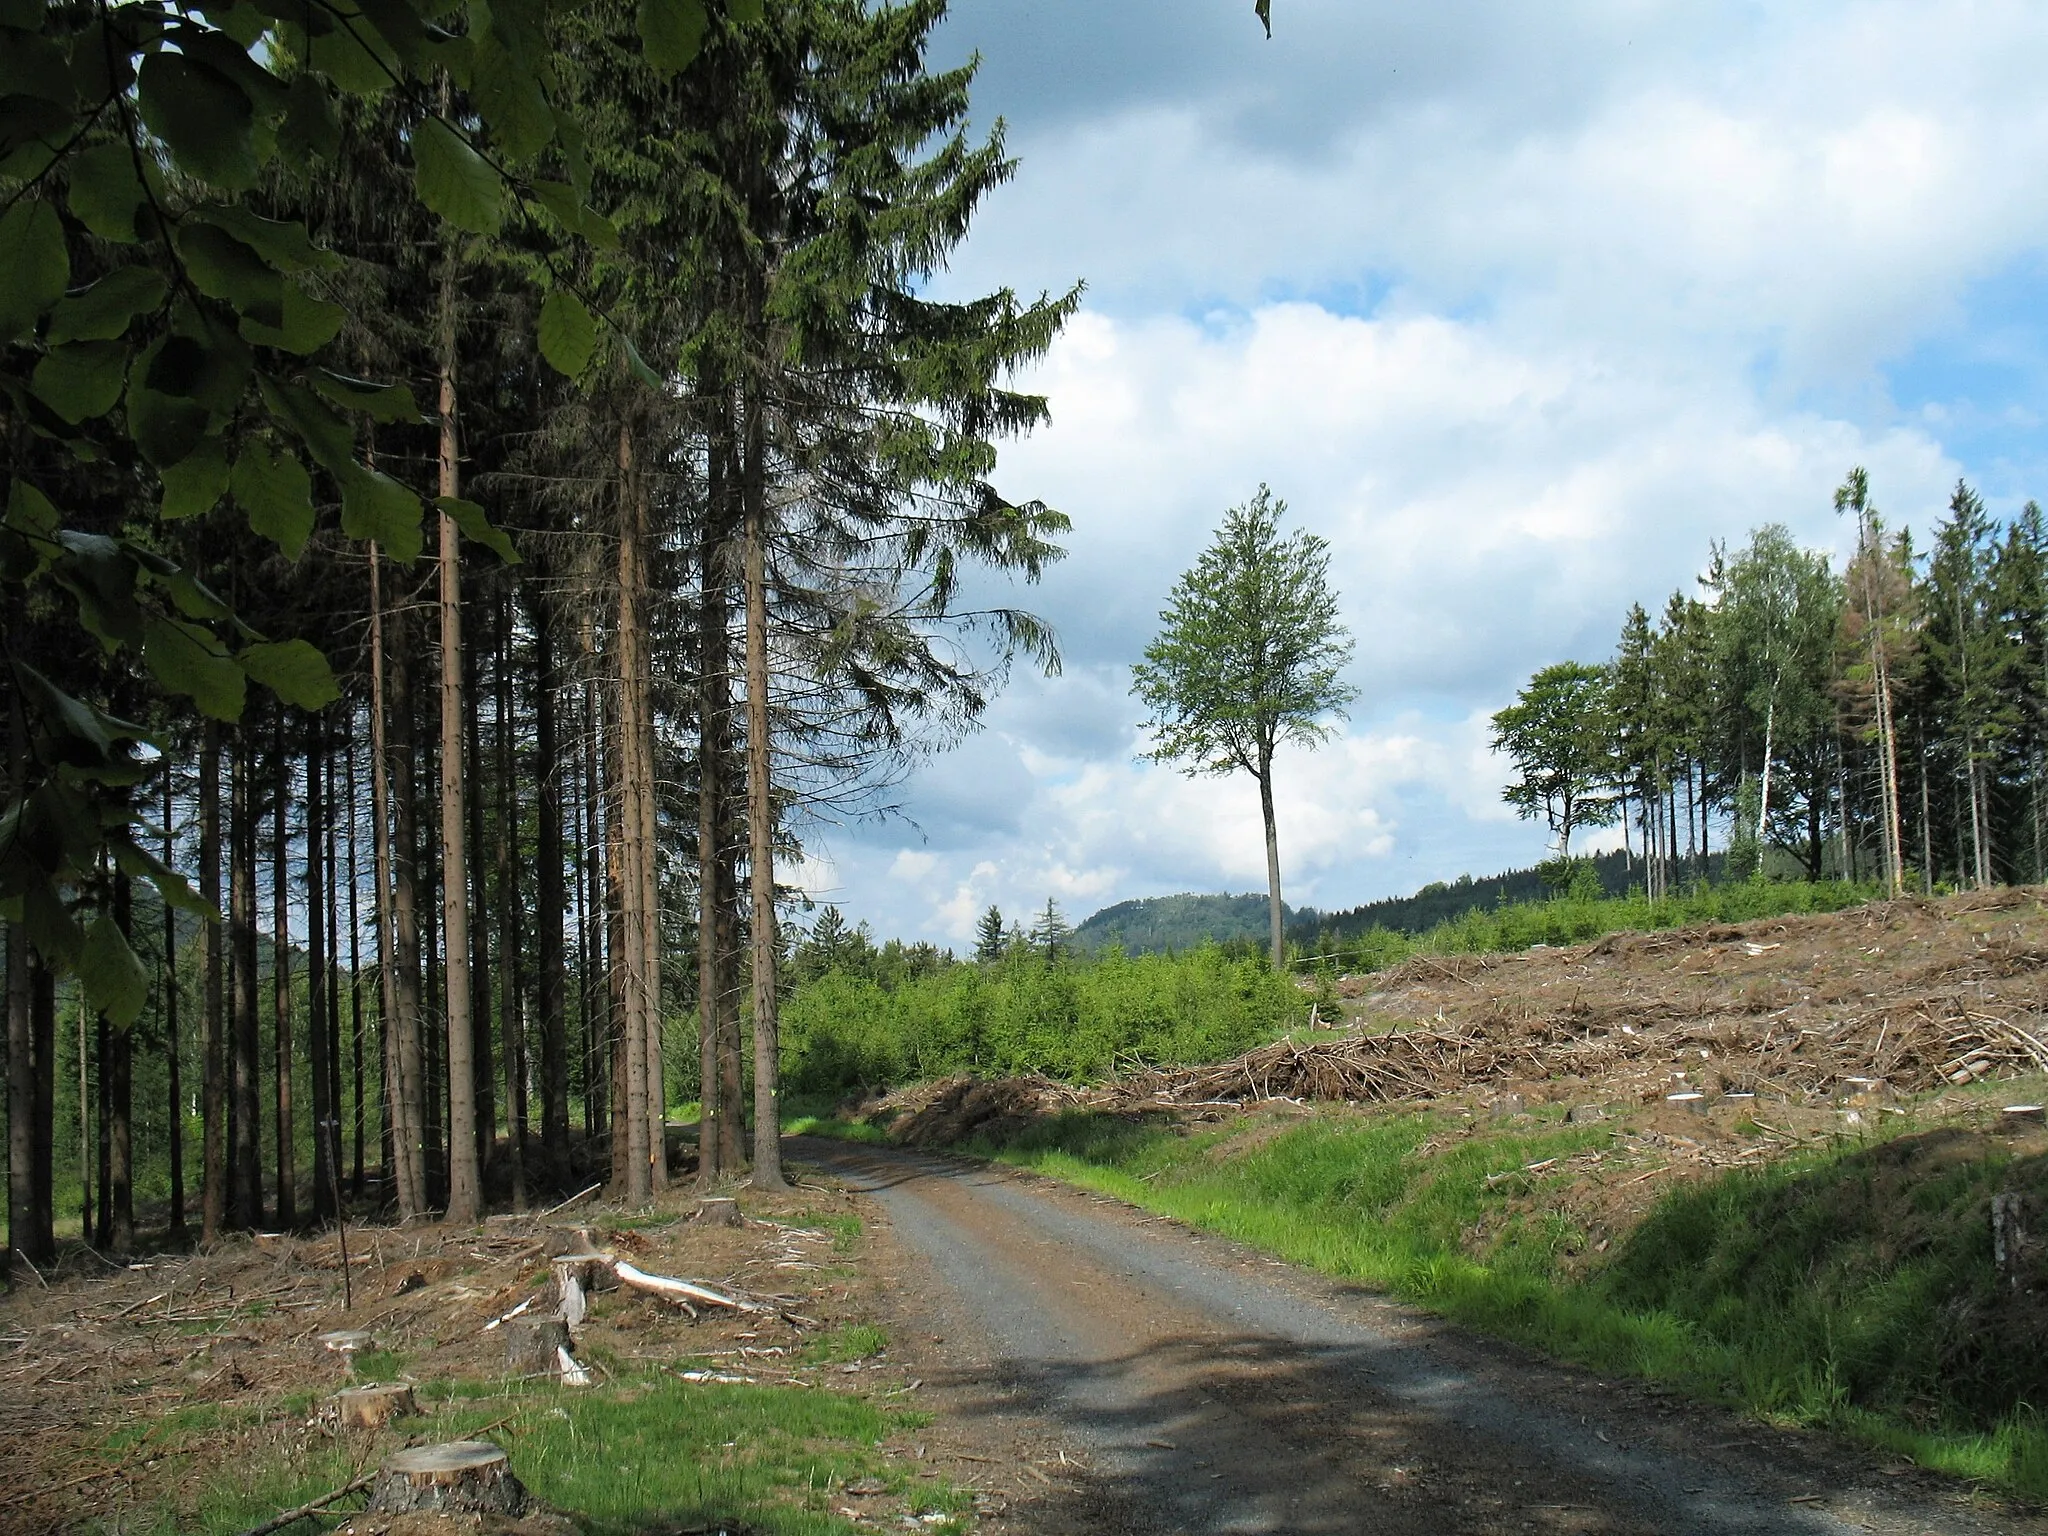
[781,945,1303,1095]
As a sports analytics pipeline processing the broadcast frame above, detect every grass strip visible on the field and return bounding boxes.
[92,1370,962,1535]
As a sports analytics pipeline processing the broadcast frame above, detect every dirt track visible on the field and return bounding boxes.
[802,1135,2048,1536]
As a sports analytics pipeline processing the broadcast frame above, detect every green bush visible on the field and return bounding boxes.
[781,944,1305,1095]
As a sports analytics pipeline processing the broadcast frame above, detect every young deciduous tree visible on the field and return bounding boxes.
[1492,661,1618,864]
[1131,487,1356,968]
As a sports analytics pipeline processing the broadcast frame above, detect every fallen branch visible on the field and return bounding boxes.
[610,1258,770,1315]
[231,1472,375,1536]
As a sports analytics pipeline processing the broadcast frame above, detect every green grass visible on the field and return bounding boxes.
[963,1104,2048,1501]
[803,1323,888,1364]
[92,1370,961,1535]
[1329,877,1882,971]
[342,1348,408,1383]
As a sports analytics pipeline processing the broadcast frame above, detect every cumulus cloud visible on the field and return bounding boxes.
[785,1,2046,945]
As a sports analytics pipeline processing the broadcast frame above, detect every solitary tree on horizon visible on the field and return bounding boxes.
[1131,486,1357,969]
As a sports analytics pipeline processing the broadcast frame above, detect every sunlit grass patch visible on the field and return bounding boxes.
[99,1370,940,1535]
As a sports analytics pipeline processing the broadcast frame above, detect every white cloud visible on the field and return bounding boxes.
[786,3,2048,945]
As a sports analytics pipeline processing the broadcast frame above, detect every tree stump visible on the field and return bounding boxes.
[552,1252,611,1328]
[318,1330,375,1374]
[542,1224,599,1258]
[368,1442,525,1516]
[504,1315,572,1375]
[696,1196,742,1227]
[337,1383,417,1429]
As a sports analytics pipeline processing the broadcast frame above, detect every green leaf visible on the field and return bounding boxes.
[22,881,84,970]
[728,0,762,21]
[621,331,664,390]
[82,911,149,1027]
[108,831,215,917]
[126,368,210,468]
[30,340,128,424]
[258,376,355,475]
[143,613,245,720]
[157,564,230,621]
[137,51,259,191]
[239,638,339,710]
[47,266,167,344]
[435,494,520,565]
[64,142,152,244]
[239,281,346,355]
[280,13,396,97]
[188,203,343,274]
[230,441,316,557]
[638,0,707,74]
[177,28,292,118]
[339,464,423,563]
[0,0,46,32]
[144,314,252,414]
[2,478,59,580]
[177,222,285,328]
[53,532,143,651]
[0,32,68,100]
[278,71,343,164]
[538,289,597,378]
[527,179,617,249]
[412,117,504,235]
[160,435,231,519]
[471,29,553,161]
[0,196,65,343]
[311,369,420,423]
[1255,0,1271,38]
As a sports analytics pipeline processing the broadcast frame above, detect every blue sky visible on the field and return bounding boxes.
[788,0,2048,945]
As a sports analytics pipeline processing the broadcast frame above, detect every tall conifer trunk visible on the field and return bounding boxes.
[696,431,734,1185]
[373,550,427,1219]
[163,768,185,1239]
[742,397,786,1191]
[531,589,569,1177]
[307,714,332,1221]
[7,673,53,1264]
[272,714,295,1229]
[613,421,653,1203]
[494,593,528,1208]
[108,874,133,1254]
[437,255,481,1227]
[199,722,225,1241]
[230,735,261,1228]
[463,606,493,1177]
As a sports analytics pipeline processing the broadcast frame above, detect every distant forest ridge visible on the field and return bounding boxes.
[1073,892,1305,954]
[1076,851,1720,954]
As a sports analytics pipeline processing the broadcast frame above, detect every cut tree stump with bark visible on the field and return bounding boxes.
[552,1252,611,1327]
[336,1384,417,1429]
[695,1196,742,1227]
[369,1442,525,1516]
[504,1315,571,1375]
[542,1224,599,1257]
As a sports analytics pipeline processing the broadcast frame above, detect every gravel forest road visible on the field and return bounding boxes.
[795,1136,2047,1536]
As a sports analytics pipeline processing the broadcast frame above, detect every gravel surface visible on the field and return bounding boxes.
[799,1135,2048,1536]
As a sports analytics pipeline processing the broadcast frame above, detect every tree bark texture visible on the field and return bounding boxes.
[272,720,295,1229]
[199,721,225,1243]
[437,280,480,1227]
[230,735,261,1228]
[531,588,569,1177]
[743,405,786,1190]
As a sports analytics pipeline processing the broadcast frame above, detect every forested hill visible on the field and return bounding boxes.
[1075,893,1306,953]
[1297,851,1644,943]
